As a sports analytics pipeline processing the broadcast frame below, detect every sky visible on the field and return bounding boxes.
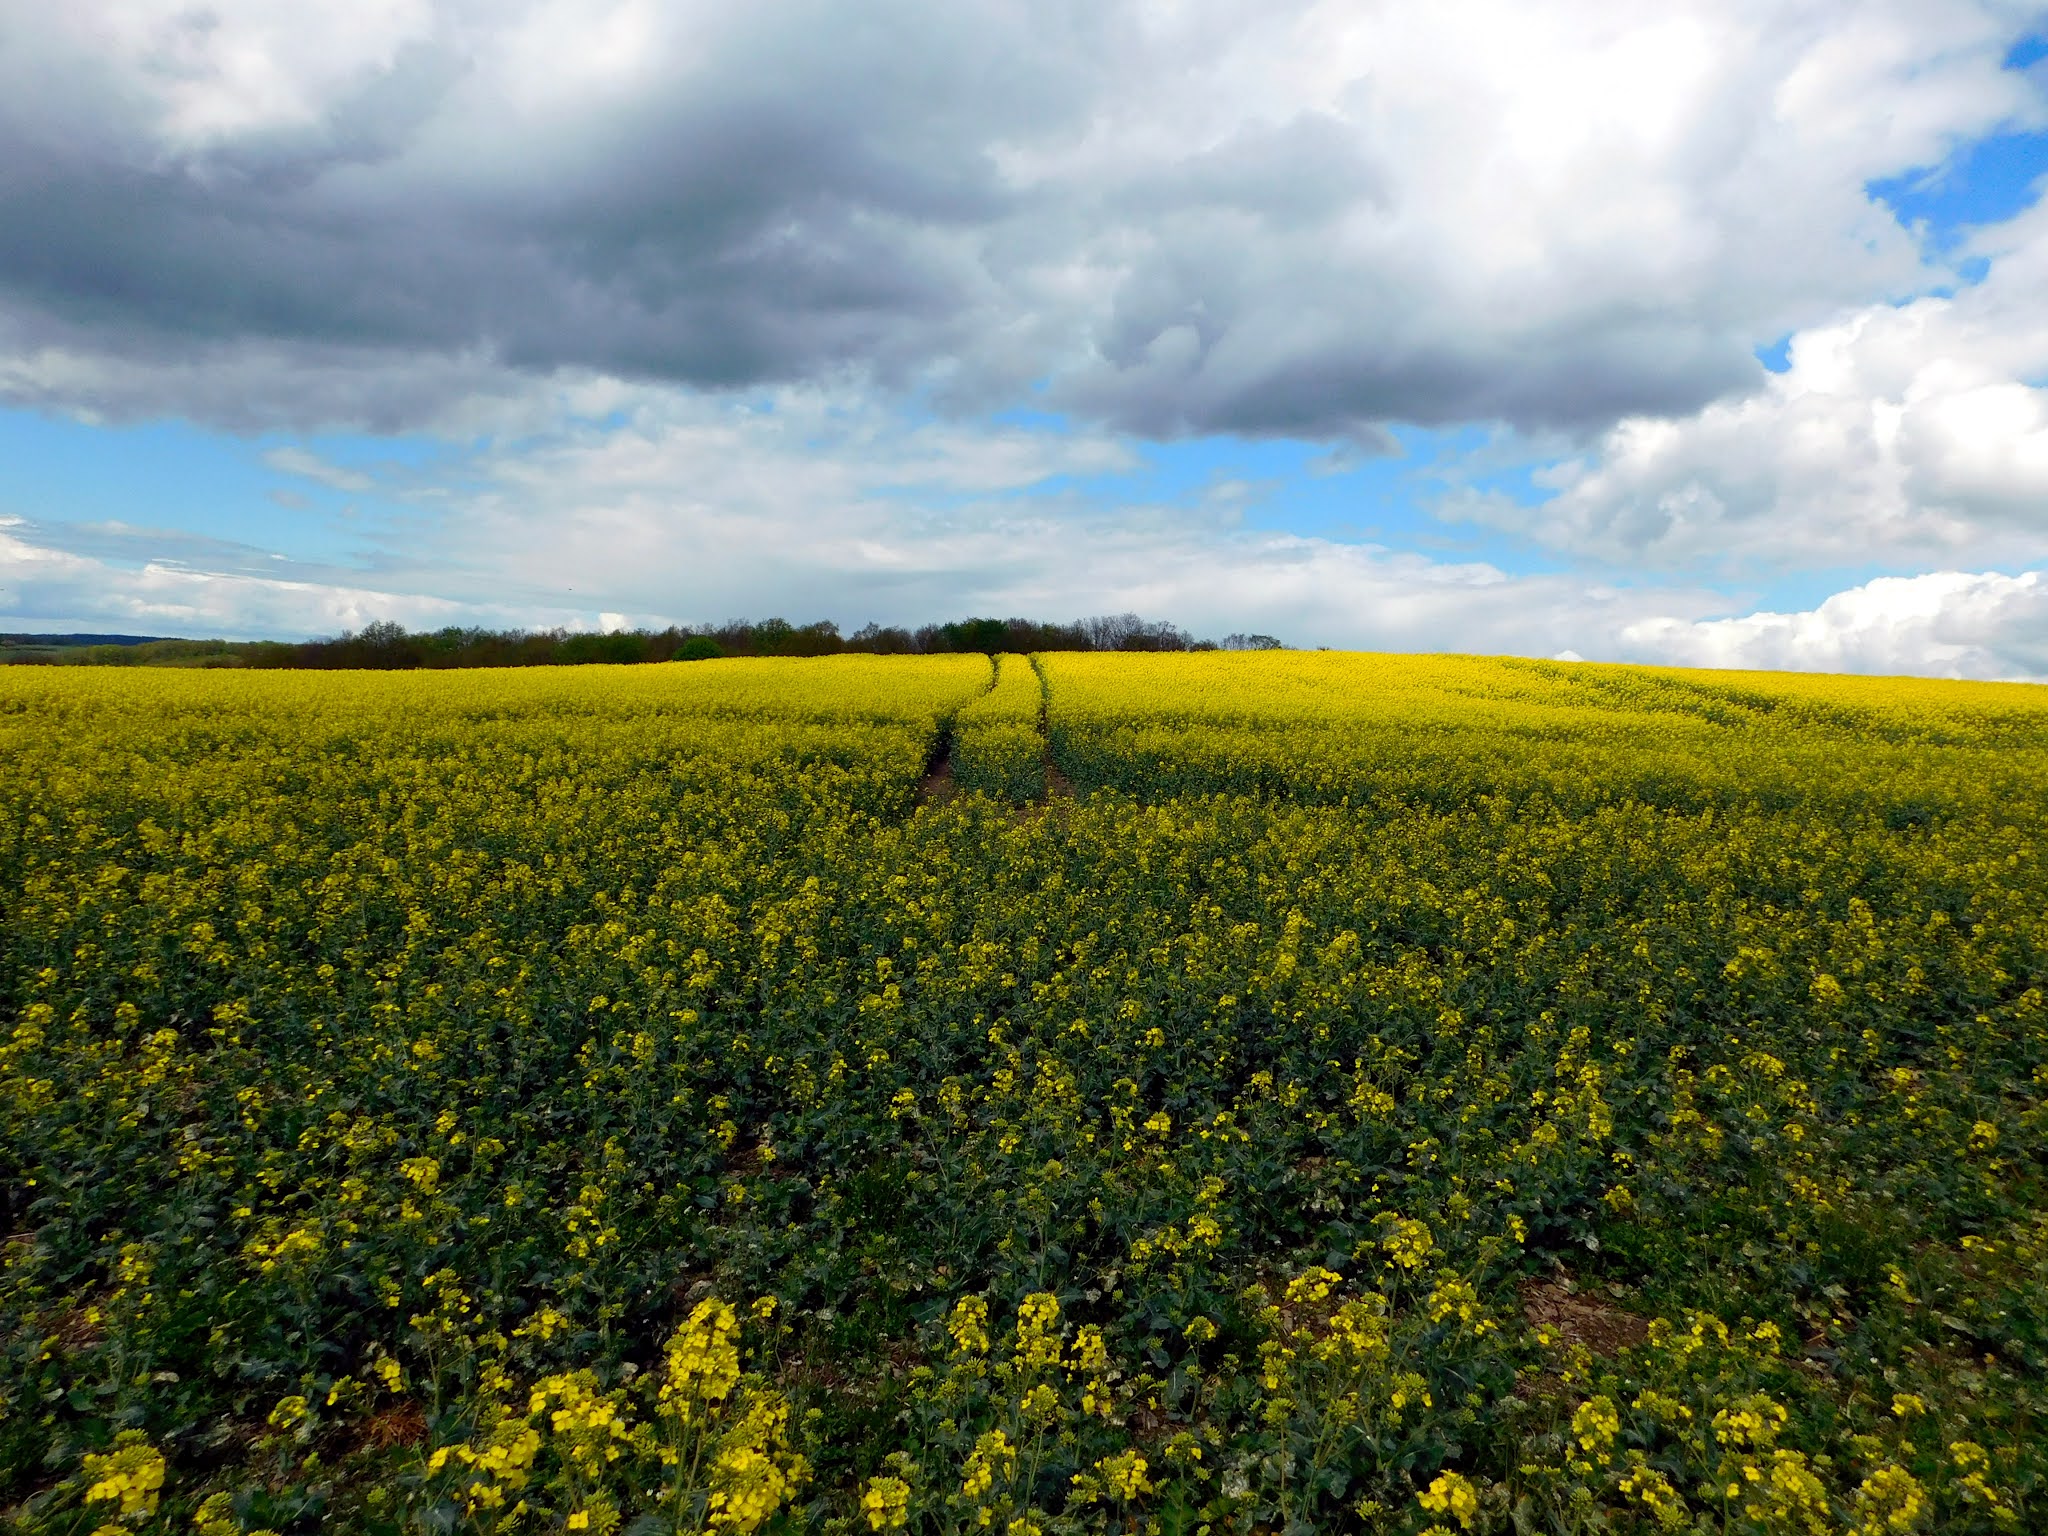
[2,2,2047,677]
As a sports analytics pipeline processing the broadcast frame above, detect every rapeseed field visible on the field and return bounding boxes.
[2,652,2043,1534]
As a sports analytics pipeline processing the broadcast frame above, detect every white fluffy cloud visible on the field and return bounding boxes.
[11,376,2048,680]
[0,0,2039,439]
[1483,184,2048,572]
[17,489,2048,678]
[0,493,1689,654]
[0,521,508,636]
[13,379,2044,679]
[1620,570,2048,679]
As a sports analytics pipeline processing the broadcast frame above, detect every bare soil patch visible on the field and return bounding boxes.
[1520,1276,1649,1358]
[358,1402,428,1452]
[916,740,957,805]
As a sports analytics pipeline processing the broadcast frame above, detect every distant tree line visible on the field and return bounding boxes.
[7,617,1286,670]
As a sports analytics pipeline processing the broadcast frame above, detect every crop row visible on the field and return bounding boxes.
[950,658,1045,802]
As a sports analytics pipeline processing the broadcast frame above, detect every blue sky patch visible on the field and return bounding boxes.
[0,409,433,569]
[1868,128,2048,252]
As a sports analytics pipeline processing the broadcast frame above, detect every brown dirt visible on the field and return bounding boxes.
[1520,1276,1649,1357]
[672,1273,718,1310]
[723,1140,802,1183]
[46,1296,108,1351]
[1126,1404,1171,1443]
[916,751,957,804]
[358,1402,428,1452]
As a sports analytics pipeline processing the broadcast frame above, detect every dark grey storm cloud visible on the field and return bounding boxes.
[0,0,2029,440]
[0,2,1079,384]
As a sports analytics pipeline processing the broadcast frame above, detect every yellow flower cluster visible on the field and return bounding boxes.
[1380,1217,1435,1272]
[1416,1470,1479,1530]
[949,1295,992,1356]
[661,1298,743,1424]
[82,1432,165,1522]
[1069,1450,1152,1506]
[961,1428,1016,1500]
[862,1474,911,1530]
[1851,1464,1929,1534]
[427,1418,545,1511]
[1012,1293,1064,1371]
[706,1396,807,1534]
[1572,1395,1621,1455]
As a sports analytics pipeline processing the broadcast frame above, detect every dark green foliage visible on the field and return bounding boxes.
[6,615,1246,672]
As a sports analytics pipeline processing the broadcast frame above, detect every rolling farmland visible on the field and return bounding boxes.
[3,653,2043,1534]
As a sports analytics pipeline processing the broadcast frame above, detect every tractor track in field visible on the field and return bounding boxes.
[1026,653,1076,812]
[915,734,957,803]
[916,654,1075,813]
[915,654,998,806]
